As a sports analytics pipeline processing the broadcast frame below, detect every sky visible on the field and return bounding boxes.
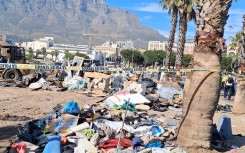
[105,0,245,42]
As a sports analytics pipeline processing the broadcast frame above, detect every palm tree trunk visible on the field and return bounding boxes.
[175,10,187,82]
[233,15,245,114]
[164,6,178,81]
[233,79,245,114]
[176,11,187,69]
[177,0,232,150]
[165,6,178,68]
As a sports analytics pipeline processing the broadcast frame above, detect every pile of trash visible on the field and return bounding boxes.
[4,90,182,153]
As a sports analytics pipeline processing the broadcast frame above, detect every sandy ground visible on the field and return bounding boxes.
[0,87,245,152]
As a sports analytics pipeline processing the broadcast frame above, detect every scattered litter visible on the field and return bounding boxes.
[3,71,189,153]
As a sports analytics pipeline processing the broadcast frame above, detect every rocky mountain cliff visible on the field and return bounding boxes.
[0,0,167,49]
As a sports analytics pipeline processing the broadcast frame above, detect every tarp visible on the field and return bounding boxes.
[105,94,150,106]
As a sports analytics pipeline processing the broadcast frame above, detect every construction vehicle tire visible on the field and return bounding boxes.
[3,69,20,80]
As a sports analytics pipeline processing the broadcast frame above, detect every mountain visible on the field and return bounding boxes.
[0,0,167,49]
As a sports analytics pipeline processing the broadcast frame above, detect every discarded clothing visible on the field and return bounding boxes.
[94,119,161,137]
[99,138,132,150]
[11,143,27,153]
[132,137,144,152]
[145,141,164,148]
[134,120,154,129]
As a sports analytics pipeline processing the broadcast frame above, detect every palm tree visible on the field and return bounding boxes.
[175,0,196,70]
[229,31,243,52]
[160,0,179,69]
[50,51,55,61]
[177,0,232,150]
[54,50,59,61]
[41,47,47,59]
[28,47,34,54]
[233,15,245,115]
[35,49,42,56]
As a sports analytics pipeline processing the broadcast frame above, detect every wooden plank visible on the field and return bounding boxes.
[84,72,110,79]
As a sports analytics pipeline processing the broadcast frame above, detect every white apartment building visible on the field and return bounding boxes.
[96,40,135,55]
[95,41,118,55]
[148,40,195,55]
[184,40,195,55]
[21,37,54,51]
[116,40,134,50]
[148,41,168,51]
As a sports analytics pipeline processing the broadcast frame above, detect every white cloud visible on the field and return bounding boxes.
[133,3,166,13]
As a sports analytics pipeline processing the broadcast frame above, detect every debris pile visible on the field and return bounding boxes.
[1,58,187,153]
[4,87,183,153]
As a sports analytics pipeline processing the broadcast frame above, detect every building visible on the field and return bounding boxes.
[116,40,134,50]
[48,44,90,54]
[21,37,54,51]
[147,40,195,55]
[96,40,135,56]
[222,45,228,57]
[148,41,168,51]
[184,39,195,55]
[95,41,118,56]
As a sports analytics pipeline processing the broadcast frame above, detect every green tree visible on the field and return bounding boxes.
[132,50,144,65]
[160,0,179,68]
[143,50,166,65]
[75,52,90,59]
[64,51,75,60]
[221,56,233,71]
[165,52,192,68]
[25,52,35,60]
[121,49,132,64]
[183,54,192,68]
[169,52,176,67]
[121,49,144,66]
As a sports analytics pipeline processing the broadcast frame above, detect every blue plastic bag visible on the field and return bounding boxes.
[145,141,164,148]
[63,101,81,115]
[151,125,164,136]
